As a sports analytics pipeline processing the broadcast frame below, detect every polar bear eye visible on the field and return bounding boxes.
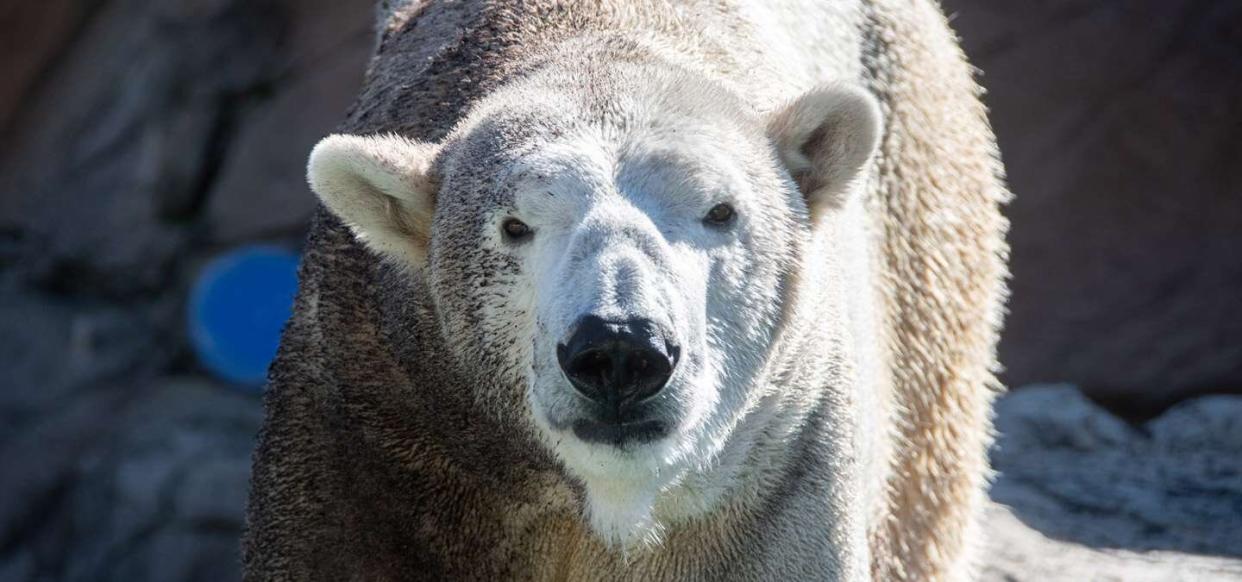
[704,203,736,226]
[502,218,533,241]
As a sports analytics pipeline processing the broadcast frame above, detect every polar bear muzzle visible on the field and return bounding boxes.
[557,315,681,445]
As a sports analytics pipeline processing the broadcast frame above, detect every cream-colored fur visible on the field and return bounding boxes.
[308,134,438,267]
[246,1,1008,580]
[766,84,883,216]
[310,79,886,560]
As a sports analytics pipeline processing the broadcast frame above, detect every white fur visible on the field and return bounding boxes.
[310,41,883,560]
[766,85,883,216]
[307,134,439,267]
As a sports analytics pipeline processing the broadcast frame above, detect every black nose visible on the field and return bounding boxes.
[557,316,679,407]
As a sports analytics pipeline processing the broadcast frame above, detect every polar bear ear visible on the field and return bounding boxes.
[765,84,882,218]
[307,133,440,268]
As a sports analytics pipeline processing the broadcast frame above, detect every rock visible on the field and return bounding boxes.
[1147,395,1242,451]
[0,276,175,444]
[0,550,35,582]
[173,457,252,524]
[204,0,372,243]
[0,0,87,136]
[0,378,261,581]
[0,1,370,575]
[981,502,1242,582]
[985,384,1242,578]
[107,528,242,582]
[0,0,373,296]
[0,0,283,297]
[941,0,1242,413]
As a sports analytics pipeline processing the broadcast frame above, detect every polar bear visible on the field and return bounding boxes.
[243,1,1008,581]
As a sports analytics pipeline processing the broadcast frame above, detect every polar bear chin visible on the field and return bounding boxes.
[546,429,688,549]
[583,476,666,551]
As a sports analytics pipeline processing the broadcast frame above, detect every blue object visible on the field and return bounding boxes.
[189,246,300,389]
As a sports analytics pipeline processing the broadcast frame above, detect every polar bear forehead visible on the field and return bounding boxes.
[441,56,763,170]
[437,85,771,214]
[496,124,762,208]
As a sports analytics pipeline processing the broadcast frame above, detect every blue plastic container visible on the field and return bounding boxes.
[189,246,300,389]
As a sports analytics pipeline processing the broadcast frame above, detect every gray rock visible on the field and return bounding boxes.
[106,528,242,582]
[173,457,252,525]
[981,502,1242,582]
[942,0,1242,412]
[0,378,261,582]
[0,0,89,135]
[1148,396,1242,451]
[0,549,36,582]
[0,2,372,576]
[0,0,284,297]
[985,384,1242,579]
[0,278,174,440]
[0,0,374,296]
[204,0,372,243]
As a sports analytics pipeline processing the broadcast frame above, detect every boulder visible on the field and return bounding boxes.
[983,384,1242,580]
[981,503,1242,582]
[0,0,371,297]
[942,0,1242,413]
[0,378,262,582]
[203,0,372,244]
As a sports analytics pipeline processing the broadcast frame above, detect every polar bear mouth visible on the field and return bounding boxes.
[571,416,669,447]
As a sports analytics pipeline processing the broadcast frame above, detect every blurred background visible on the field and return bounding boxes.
[0,1,1239,580]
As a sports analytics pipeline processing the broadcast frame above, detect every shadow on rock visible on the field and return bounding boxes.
[988,384,1242,558]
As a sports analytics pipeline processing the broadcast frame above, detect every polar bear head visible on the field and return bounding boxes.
[307,59,880,548]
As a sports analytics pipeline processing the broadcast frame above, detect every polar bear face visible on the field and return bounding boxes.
[308,64,880,547]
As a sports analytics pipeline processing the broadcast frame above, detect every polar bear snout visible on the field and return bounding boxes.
[557,315,681,415]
